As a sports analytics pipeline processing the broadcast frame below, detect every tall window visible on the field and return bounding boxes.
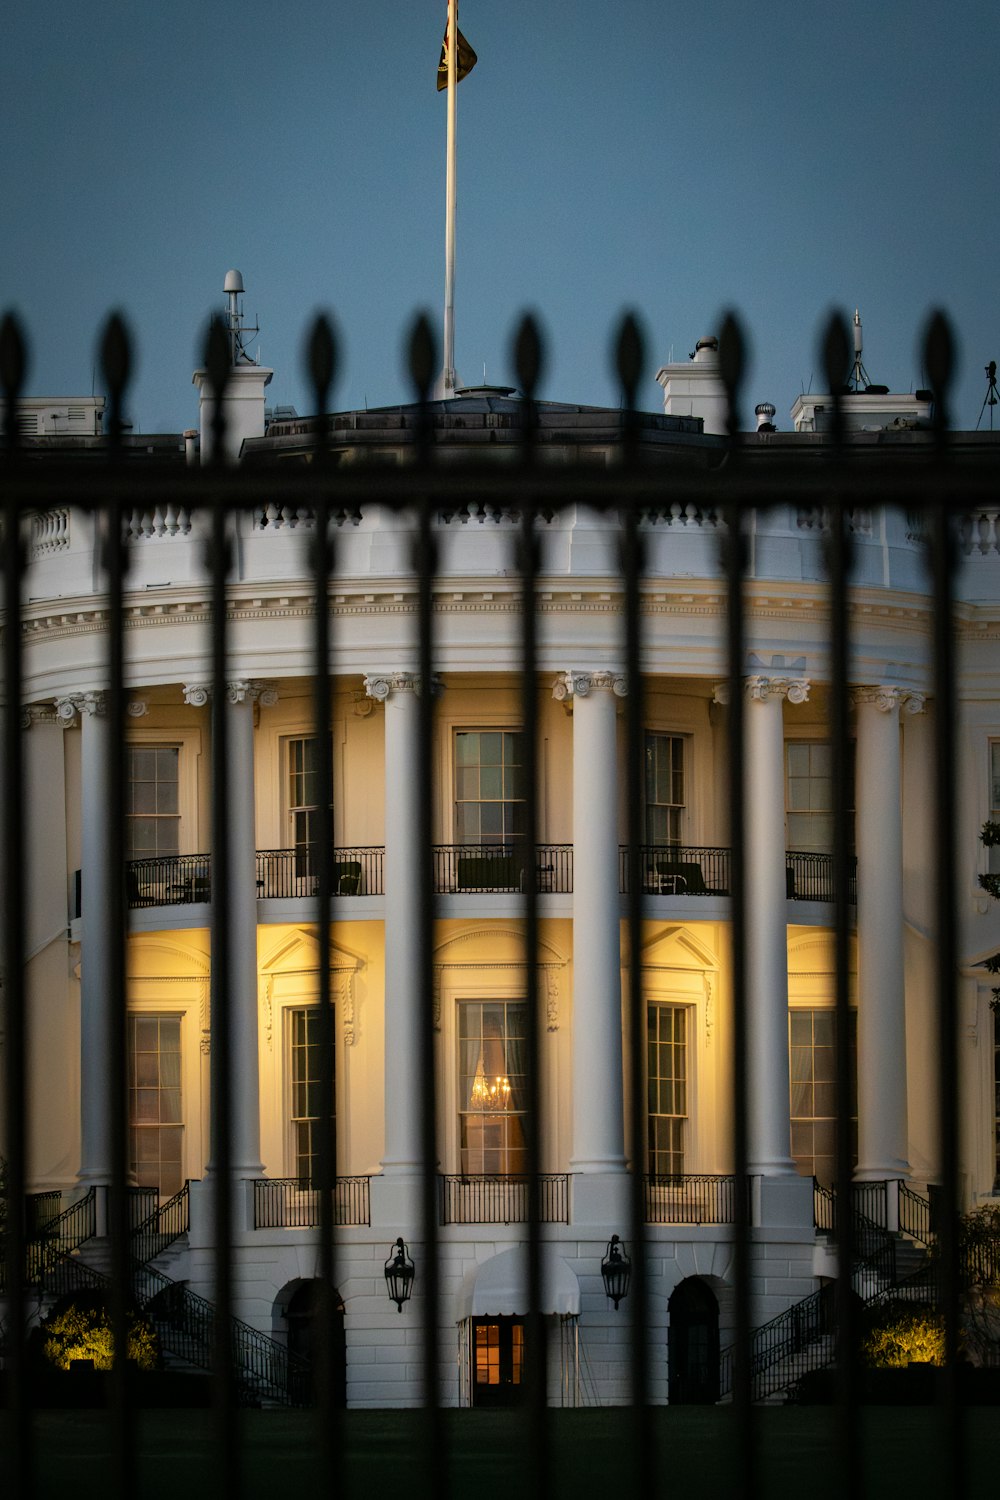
[288,736,331,877]
[289,1008,333,1185]
[645,733,685,846]
[458,1000,527,1174]
[128,1015,183,1198]
[647,1004,687,1175]
[785,741,856,852]
[126,746,179,861]
[454,731,525,844]
[789,1008,857,1186]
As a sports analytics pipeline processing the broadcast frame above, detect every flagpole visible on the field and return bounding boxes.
[443,0,458,397]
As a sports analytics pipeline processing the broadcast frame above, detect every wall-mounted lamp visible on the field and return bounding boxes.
[600,1234,631,1310]
[384,1237,415,1312]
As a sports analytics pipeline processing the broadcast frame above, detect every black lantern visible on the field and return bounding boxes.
[384,1237,415,1312]
[600,1234,631,1310]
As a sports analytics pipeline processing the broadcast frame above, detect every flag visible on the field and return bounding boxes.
[436,25,477,90]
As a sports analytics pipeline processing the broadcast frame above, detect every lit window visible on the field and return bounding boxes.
[989,742,1000,874]
[647,1004,687,1176]
[287,736,332,878]
[645,733,685,846]
[126,746,179,861]
[454,731,524,845]
[289,1008,333,1186]
[128,1014,182,1199]
[458,1000,527,1174]
[789,1008,856,1186]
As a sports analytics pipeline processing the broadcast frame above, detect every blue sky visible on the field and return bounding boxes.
[2,0,997,432]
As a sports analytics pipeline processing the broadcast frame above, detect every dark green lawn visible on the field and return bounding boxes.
[6,1406,1000,1500]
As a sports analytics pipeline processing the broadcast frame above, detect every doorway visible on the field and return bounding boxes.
[668,1277,720,1403]
[471,1316,524,1407]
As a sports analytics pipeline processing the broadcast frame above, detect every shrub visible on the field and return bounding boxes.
[860,1304,946,1368]
[40,1292,159,1373]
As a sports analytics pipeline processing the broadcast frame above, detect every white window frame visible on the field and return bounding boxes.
[452,727,526,847]
[125,725,202,856]
[127,1009,186,1201]
[646,1000,690,1177]
[643,731,688,847]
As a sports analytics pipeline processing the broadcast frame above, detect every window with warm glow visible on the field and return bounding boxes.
[644,732,685,845]
[789,1008,856,1185]
[472,1318,523,1398]
[287,736,332,879]
[989,741,1000,874]
[458,1000,527,1174]
[454,730,525,844]
[128,1014,182,1199]
[647,1003,687,1175]
[289,1007,333,1185]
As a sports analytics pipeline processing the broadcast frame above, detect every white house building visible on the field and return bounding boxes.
[8,282,1000,1408]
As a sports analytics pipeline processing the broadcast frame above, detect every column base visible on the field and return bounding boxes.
[568,1169,630,1230]
[370,1168,424,1235]
[751,1173,815,1230]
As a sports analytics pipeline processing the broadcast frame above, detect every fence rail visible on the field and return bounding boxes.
[253,1176,372,1228]
[439,1174,570,1225]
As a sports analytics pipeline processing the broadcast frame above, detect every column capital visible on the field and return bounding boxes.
[852,685,926,715]
[21,704,58,729]
[227,680,279,707]
[552,669,627,703]
[182,683,212,708]
[364,672,439,702]
[714,676,810,706]
[54,691,106,726]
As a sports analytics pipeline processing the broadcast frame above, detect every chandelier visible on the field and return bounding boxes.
[470,1051,511,1110]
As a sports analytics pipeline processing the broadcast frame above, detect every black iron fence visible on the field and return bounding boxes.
[2,303,993,1497]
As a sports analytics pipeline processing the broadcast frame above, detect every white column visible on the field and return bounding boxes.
[66,692,113,1190]
[225,682,272,1178]
[554,671,628,1184]
[853,686,921,1183]
[366,673,423,1180]
[743,675,809,1178]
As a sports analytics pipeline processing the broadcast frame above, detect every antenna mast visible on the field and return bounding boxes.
[847,308,872,392]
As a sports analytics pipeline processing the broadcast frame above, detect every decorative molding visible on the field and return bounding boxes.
[545,969,560,1031]
[21,704,58,729]
[53,691,106,725]
[363,671,439,702]
[551,669,627,704]
[704,974,714,1045]
[432,960,566,1034]
[227,680,279,707]
[746,675,811,705]
[261,975,274,1052]
[352,690,374,717]
[852,685,926,715]
[183,684,211,708]
[126,700,149,718]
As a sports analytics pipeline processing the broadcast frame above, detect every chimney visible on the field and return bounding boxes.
[655,335,727,435]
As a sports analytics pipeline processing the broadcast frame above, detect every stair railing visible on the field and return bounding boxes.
[898,1182,935,1245]
[130,1181,190,1267]
[23,1188,96,1286]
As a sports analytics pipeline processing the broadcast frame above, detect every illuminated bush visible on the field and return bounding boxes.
[41,1294,159,1372]
[860,1305,946,1368]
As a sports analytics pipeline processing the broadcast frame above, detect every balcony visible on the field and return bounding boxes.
[252,1176,372,1228]
[109,842,855,911]
[642,1173,741,1225]
[439,1174,570,1225]
[618,845,856,904]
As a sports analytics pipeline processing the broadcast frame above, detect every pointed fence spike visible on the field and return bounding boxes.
[203,315,231,398]
[407,313,436,402]
[306,313,338,412]
[821,311,851,398]
[514,313,545,399]
[0,312,28,402]
[614,311,645,409]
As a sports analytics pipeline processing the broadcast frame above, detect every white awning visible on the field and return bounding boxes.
[459,1245,581,1318]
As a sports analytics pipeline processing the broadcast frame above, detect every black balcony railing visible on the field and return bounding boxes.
[434,843,572,893]
[619,844,731,895]
[642,1173,740,1224]
[127,853,211,907]
[255,846,384,898]
[252,1176,372,1228]
[785,850,857,903]
[439,1174,570,1224]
